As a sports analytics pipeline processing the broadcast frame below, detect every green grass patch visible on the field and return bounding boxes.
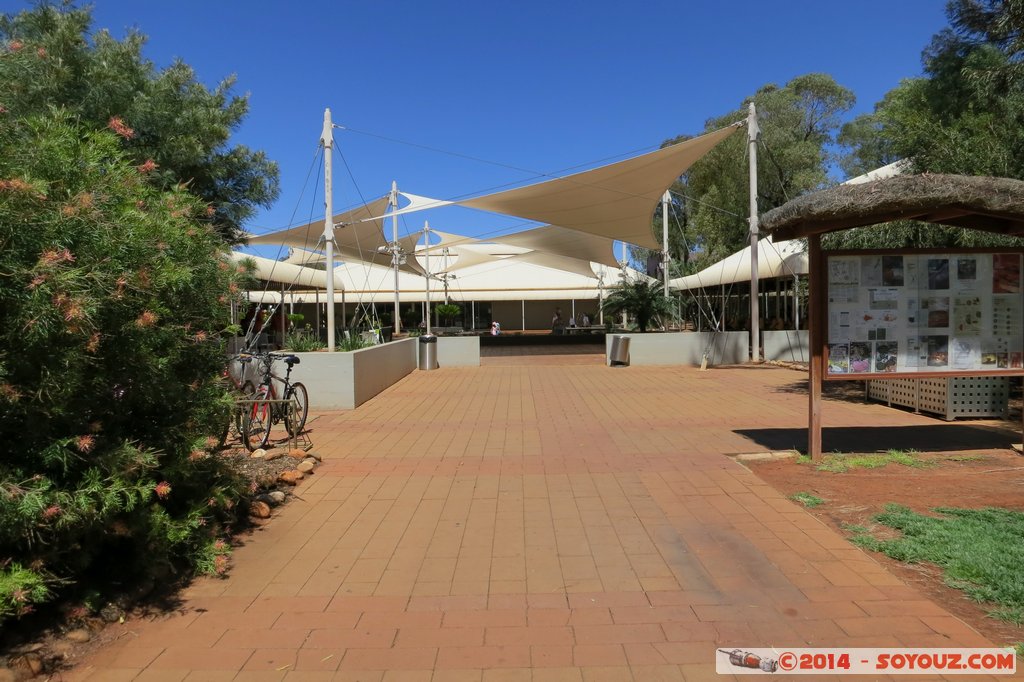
[851,505,1024,624]
[944,454,986,462]
[815,449,931,473]
[789,492,825,508]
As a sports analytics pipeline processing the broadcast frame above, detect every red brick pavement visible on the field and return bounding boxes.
[64,361,1013,681]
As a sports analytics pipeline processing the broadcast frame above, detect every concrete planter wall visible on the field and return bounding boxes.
[763,330,808,363]
[285,338,417,410]
[605,331,749,367]
[436,336,480,367]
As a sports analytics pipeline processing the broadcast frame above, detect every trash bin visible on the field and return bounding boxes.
[418,334,438,370]
[609,335,630,366]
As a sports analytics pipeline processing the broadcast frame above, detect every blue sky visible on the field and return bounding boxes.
[37,1,951,249]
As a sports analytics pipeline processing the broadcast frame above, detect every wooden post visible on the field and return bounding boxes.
[808,234,824,461]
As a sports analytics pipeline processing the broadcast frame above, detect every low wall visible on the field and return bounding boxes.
[286,338,417,410]
[763,330,808,363]
[605,332,748,367]
[437,336,480,367]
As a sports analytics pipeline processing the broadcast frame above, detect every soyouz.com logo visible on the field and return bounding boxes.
[716,648,1016,675]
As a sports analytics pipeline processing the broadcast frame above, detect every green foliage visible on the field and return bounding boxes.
[601,273,678,332]
[851,505,1024,624]
[339,333,371,352]
[814,449,929,473]
[0,112,250,624]
[789,492,825,508]
[0,563,53,618]
[283,326,325,352]
[638,74,855,272]
[0,3,279,243]
[833,0,1024,250]
[435,303,462,326]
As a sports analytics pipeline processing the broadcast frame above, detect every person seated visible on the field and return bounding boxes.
[491,321,501,336]
[568,315,577,328]
[581,313,591,327]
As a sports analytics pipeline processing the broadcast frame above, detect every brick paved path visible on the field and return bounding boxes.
[67,363,1009,681]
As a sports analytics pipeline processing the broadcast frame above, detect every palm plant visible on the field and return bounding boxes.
[601,274,678,332]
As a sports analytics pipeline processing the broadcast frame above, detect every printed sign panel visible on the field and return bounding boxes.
[825,251,1023,378]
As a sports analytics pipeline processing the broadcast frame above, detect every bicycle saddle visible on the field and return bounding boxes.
[281,355,300,366]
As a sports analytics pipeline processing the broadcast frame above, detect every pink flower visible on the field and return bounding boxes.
[36,47,45,58]
[9,40,23,51]
[154,481,171,499]
[76,435,95,453]
[136,311,158,328]
[41,504,62,520]
[213,539,227,551]
[107,116,134,140]
[137,159,157,173]
[213,555,229,575]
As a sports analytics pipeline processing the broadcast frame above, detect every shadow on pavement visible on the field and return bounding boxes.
[734,423,1020,454]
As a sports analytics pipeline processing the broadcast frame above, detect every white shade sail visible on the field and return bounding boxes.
[488,224,619,269]
[249,197,427,274]
[670,237,807,292]
[456,124,741,249]
[230,252,342,290]
[246,244,632,304]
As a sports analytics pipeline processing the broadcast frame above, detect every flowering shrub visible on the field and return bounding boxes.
[0,113,254,624]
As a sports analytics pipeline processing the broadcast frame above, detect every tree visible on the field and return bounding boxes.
[0,111,252,624]
[833,0,1024,249]
[601,274,677,332]
[0,3,279,243]
[635,74,855,272]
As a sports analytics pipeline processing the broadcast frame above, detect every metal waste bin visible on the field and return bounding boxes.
[418,334,438,370]
[609,335,630,366]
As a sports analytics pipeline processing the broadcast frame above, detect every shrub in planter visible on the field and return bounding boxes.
[0,113,253,624]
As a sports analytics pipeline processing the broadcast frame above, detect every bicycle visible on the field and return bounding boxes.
[216,352,262,447]
[240,353,309,451]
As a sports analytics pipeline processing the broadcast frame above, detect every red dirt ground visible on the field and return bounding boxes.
[746,444,1024,648]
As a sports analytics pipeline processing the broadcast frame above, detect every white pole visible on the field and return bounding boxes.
[521,300,525,330]
[424,220,431,336]
[322,108,336,352]
[662,190,671,298]
[390,180,401,334]
[748,102,760,362]
[794,274,800,330]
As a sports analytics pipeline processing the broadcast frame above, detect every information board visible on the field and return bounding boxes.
[824,250,1024,378]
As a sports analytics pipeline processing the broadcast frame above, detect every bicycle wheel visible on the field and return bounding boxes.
[284,381,308,437]
[241,386,272,451]
[234,380,256,439]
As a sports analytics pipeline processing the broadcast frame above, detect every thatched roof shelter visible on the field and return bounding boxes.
[761,174,1024,241]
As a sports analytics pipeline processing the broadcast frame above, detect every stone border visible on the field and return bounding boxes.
[605,331,749,366]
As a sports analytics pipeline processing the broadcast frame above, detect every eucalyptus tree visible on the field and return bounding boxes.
[637,74,855,272]
[833,0,1024,248]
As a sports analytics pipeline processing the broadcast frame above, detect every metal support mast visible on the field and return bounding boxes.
[322,109,336,352]
[423,221,431,336]
[747,102,760,362]
[390,181,401,334]
[662,190,671,297]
